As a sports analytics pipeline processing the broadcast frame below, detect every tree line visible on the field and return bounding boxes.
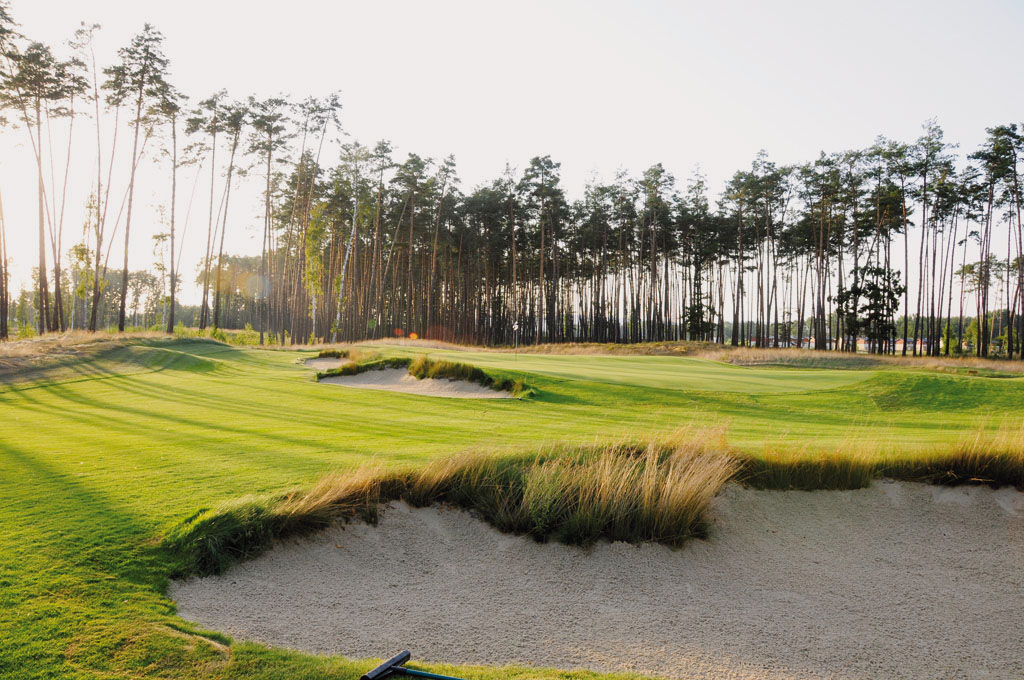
[1,7,1022,357]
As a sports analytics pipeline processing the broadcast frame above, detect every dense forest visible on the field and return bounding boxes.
[2,8,1023,357]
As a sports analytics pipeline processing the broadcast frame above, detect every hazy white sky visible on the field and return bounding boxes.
[2,0,1023,302]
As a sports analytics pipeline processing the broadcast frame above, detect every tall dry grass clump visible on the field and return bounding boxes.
[404,427,737,545]
[274,465,406,523]
[880,422,1024,488]
[745,423,1024,490]
[741,442,881,490]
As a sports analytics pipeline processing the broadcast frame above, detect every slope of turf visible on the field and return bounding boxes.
[352,344,875,393]
[1,337,1022,679]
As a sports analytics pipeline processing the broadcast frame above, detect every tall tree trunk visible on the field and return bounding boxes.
[0,188,7,340]
[35,101,50,333]
[333,168,360,341]
[117,87,146,333]
[213,135,240,330]
[199,123,218,330]
[259,143,272,345]
[167,113,178,333]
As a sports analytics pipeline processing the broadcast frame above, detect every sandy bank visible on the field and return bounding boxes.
[171,481,1024,679]
[302,357,350,371]
[319,368,512,399]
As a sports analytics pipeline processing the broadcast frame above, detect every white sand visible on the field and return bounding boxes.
[303,357,350,371]
[171,482,1024,679]
[319,368,512,399]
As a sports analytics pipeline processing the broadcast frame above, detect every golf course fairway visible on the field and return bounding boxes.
[1,336,1022,679]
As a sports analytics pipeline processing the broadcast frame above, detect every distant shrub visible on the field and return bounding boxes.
[14,324,36,339]
[229,324,260,346]
[173,323,199,339]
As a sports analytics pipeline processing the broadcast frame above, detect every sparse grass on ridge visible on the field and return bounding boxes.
[696,345,1024,375]
[0,330,173,359]
[315,348,350,359]
[0,334,223,389]
[740,423,1024,489]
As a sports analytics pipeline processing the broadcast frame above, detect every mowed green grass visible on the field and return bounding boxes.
[354,344,875,394]
[1,337,1022,679]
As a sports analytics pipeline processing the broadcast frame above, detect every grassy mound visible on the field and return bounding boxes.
[162,422,1024,578]
[164,431,736,577]
[165,423,1024,577]
[317,354,533,397]
[0,335,221,388]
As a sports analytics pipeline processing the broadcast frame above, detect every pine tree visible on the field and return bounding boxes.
[103,24,169,332]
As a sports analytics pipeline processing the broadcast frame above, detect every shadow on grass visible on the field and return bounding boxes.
[0,439,166,587]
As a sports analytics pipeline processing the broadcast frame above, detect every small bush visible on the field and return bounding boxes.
[228,324,260,346]
[316,349,349,359]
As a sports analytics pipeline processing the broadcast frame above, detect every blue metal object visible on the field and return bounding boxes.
[360,650,468,680]
[399,667,468,680]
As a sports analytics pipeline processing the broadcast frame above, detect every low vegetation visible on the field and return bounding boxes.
[164,430,738,577]
[315,348,350,359]
[165,421,1024,578]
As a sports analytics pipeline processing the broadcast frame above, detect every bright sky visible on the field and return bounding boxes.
[2,0,1023,303]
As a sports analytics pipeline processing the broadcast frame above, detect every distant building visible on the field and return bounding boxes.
[894,338,933,353]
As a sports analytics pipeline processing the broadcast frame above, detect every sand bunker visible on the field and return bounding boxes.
[320,368,511,399]
[303,357,350,371]
[171,482,1024,679]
